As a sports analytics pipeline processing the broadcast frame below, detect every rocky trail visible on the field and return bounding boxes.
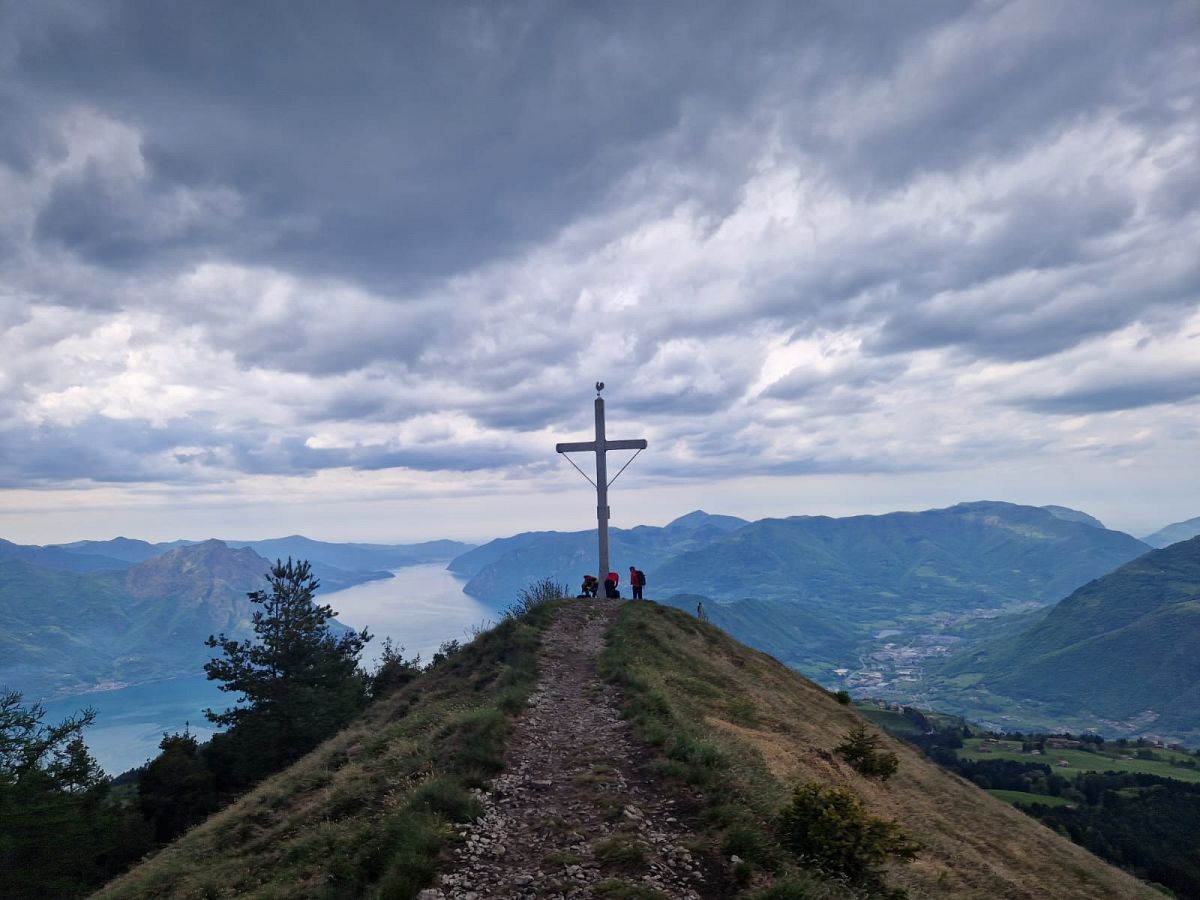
[422,600,733,899]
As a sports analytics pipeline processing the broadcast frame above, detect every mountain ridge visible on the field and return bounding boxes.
[94,599,1157,899]
[1142,515,1200,548]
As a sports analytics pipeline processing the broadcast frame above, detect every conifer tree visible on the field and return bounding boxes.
[204,558,370,779]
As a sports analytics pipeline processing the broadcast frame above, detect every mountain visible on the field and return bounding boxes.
[448,502,1147,677]
[1042,504,1105,529]
[45,534,476,594]
[224,535,473,571]
[649,501,1147,672]
[0,538,132,573]
[95,599,1154,899]
[656,501,1147,609]
[1142,515,1200,548]
[52,537,193,563]
[936,536,1200,741]
[0,541,269,698]
[448,510,748,604]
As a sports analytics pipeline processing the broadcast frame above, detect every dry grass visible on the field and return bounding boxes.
[604,602,1159,900]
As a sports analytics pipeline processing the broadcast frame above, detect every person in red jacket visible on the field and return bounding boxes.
[604,571,620,599]
[629,566,645,600]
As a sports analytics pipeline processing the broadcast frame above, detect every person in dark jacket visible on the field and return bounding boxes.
[629,566,645,600]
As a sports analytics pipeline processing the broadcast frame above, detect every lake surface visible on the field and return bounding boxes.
[43,564,488,775]
[325,563,495,668]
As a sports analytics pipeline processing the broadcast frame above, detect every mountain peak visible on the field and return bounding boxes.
[1141,514,1200,548]
[125,540,268,602]
[665,509,748,531]
[1041,504,1106,529]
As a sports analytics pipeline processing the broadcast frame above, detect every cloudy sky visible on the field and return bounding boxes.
[1,0,1197,546]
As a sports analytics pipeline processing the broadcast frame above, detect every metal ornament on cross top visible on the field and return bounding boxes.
[555,382,648,593]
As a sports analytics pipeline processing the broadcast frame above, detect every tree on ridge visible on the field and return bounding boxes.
[204,558,370,782]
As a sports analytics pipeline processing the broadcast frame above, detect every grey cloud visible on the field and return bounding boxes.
[764,358,907,401]
[2,1,1197,494]
[34,157,242,266]
[1016,375,1200,415]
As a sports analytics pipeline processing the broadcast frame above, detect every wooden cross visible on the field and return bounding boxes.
[556,383,648,591]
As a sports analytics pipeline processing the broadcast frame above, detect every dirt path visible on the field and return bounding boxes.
[422,600,731,900]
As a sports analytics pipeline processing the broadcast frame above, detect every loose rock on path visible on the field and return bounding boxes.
[422,600,732,900]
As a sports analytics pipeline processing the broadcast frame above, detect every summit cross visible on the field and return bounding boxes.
[556,383,648,591]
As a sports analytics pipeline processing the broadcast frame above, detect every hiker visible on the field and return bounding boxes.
[696,599,706,622]
[605,570,621,599]
[579,574,598,598]
[629,565,646,600]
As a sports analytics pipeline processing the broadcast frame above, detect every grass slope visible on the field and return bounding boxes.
[94,603,555,899]
[601,602,1157,899]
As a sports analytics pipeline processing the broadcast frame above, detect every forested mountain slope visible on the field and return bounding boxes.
[938,536,1200,740]
[0,541,266,697]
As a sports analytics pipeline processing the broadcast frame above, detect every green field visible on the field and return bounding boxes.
[958,739,1200,784]
[986,789,1073,808]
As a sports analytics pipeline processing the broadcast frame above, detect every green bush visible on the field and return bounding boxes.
[505,577,569,618]
[835,724,899,781]
[775,782,919,885]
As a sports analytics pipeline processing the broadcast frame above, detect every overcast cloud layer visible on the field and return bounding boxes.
[1,0,1197,543]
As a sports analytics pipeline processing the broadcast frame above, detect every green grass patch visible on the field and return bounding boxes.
[959,740,1200,784]
[599,602,854,893]
[986,789,1073,808]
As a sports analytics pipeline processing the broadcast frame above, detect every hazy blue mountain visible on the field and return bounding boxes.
[0,541,268,698]
[937,536,1200,739]
[1041,505,1105,529]
[43,534,476,593]
[448,510,748,604]
[0,538,132,573]
[225,535,473,572]
[52,536,193,562]
[1141,515,1200,548]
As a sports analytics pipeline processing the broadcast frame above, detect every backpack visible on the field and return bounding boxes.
[636,569,646,586]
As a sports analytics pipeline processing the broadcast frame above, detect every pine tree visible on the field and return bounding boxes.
[835,723,899,780]
[204,558,370,780]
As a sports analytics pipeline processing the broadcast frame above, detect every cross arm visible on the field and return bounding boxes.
[605,439,648,450]
[556,441,596,453]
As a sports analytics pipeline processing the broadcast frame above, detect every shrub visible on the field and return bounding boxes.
[835,724,899,781]
[833,690,852,706]
[369,637,422,697]
[776,782,919,884]
[505,577,568,618]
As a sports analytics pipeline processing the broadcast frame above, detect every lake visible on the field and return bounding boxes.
[42,563,490,775]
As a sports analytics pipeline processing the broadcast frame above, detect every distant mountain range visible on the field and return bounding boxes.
[450,502,1151,676]
[0,534,473,699]
[935,536,1200,741]
[1141,515,1200,548]
[42,535,474,592]
[448,509,748,601]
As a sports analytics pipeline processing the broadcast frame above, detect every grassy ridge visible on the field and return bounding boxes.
[94,601,559,899]
[599,601,1158,899]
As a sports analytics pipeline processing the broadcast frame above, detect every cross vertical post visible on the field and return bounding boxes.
[556,385,647,591]
[594,396,610,580]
